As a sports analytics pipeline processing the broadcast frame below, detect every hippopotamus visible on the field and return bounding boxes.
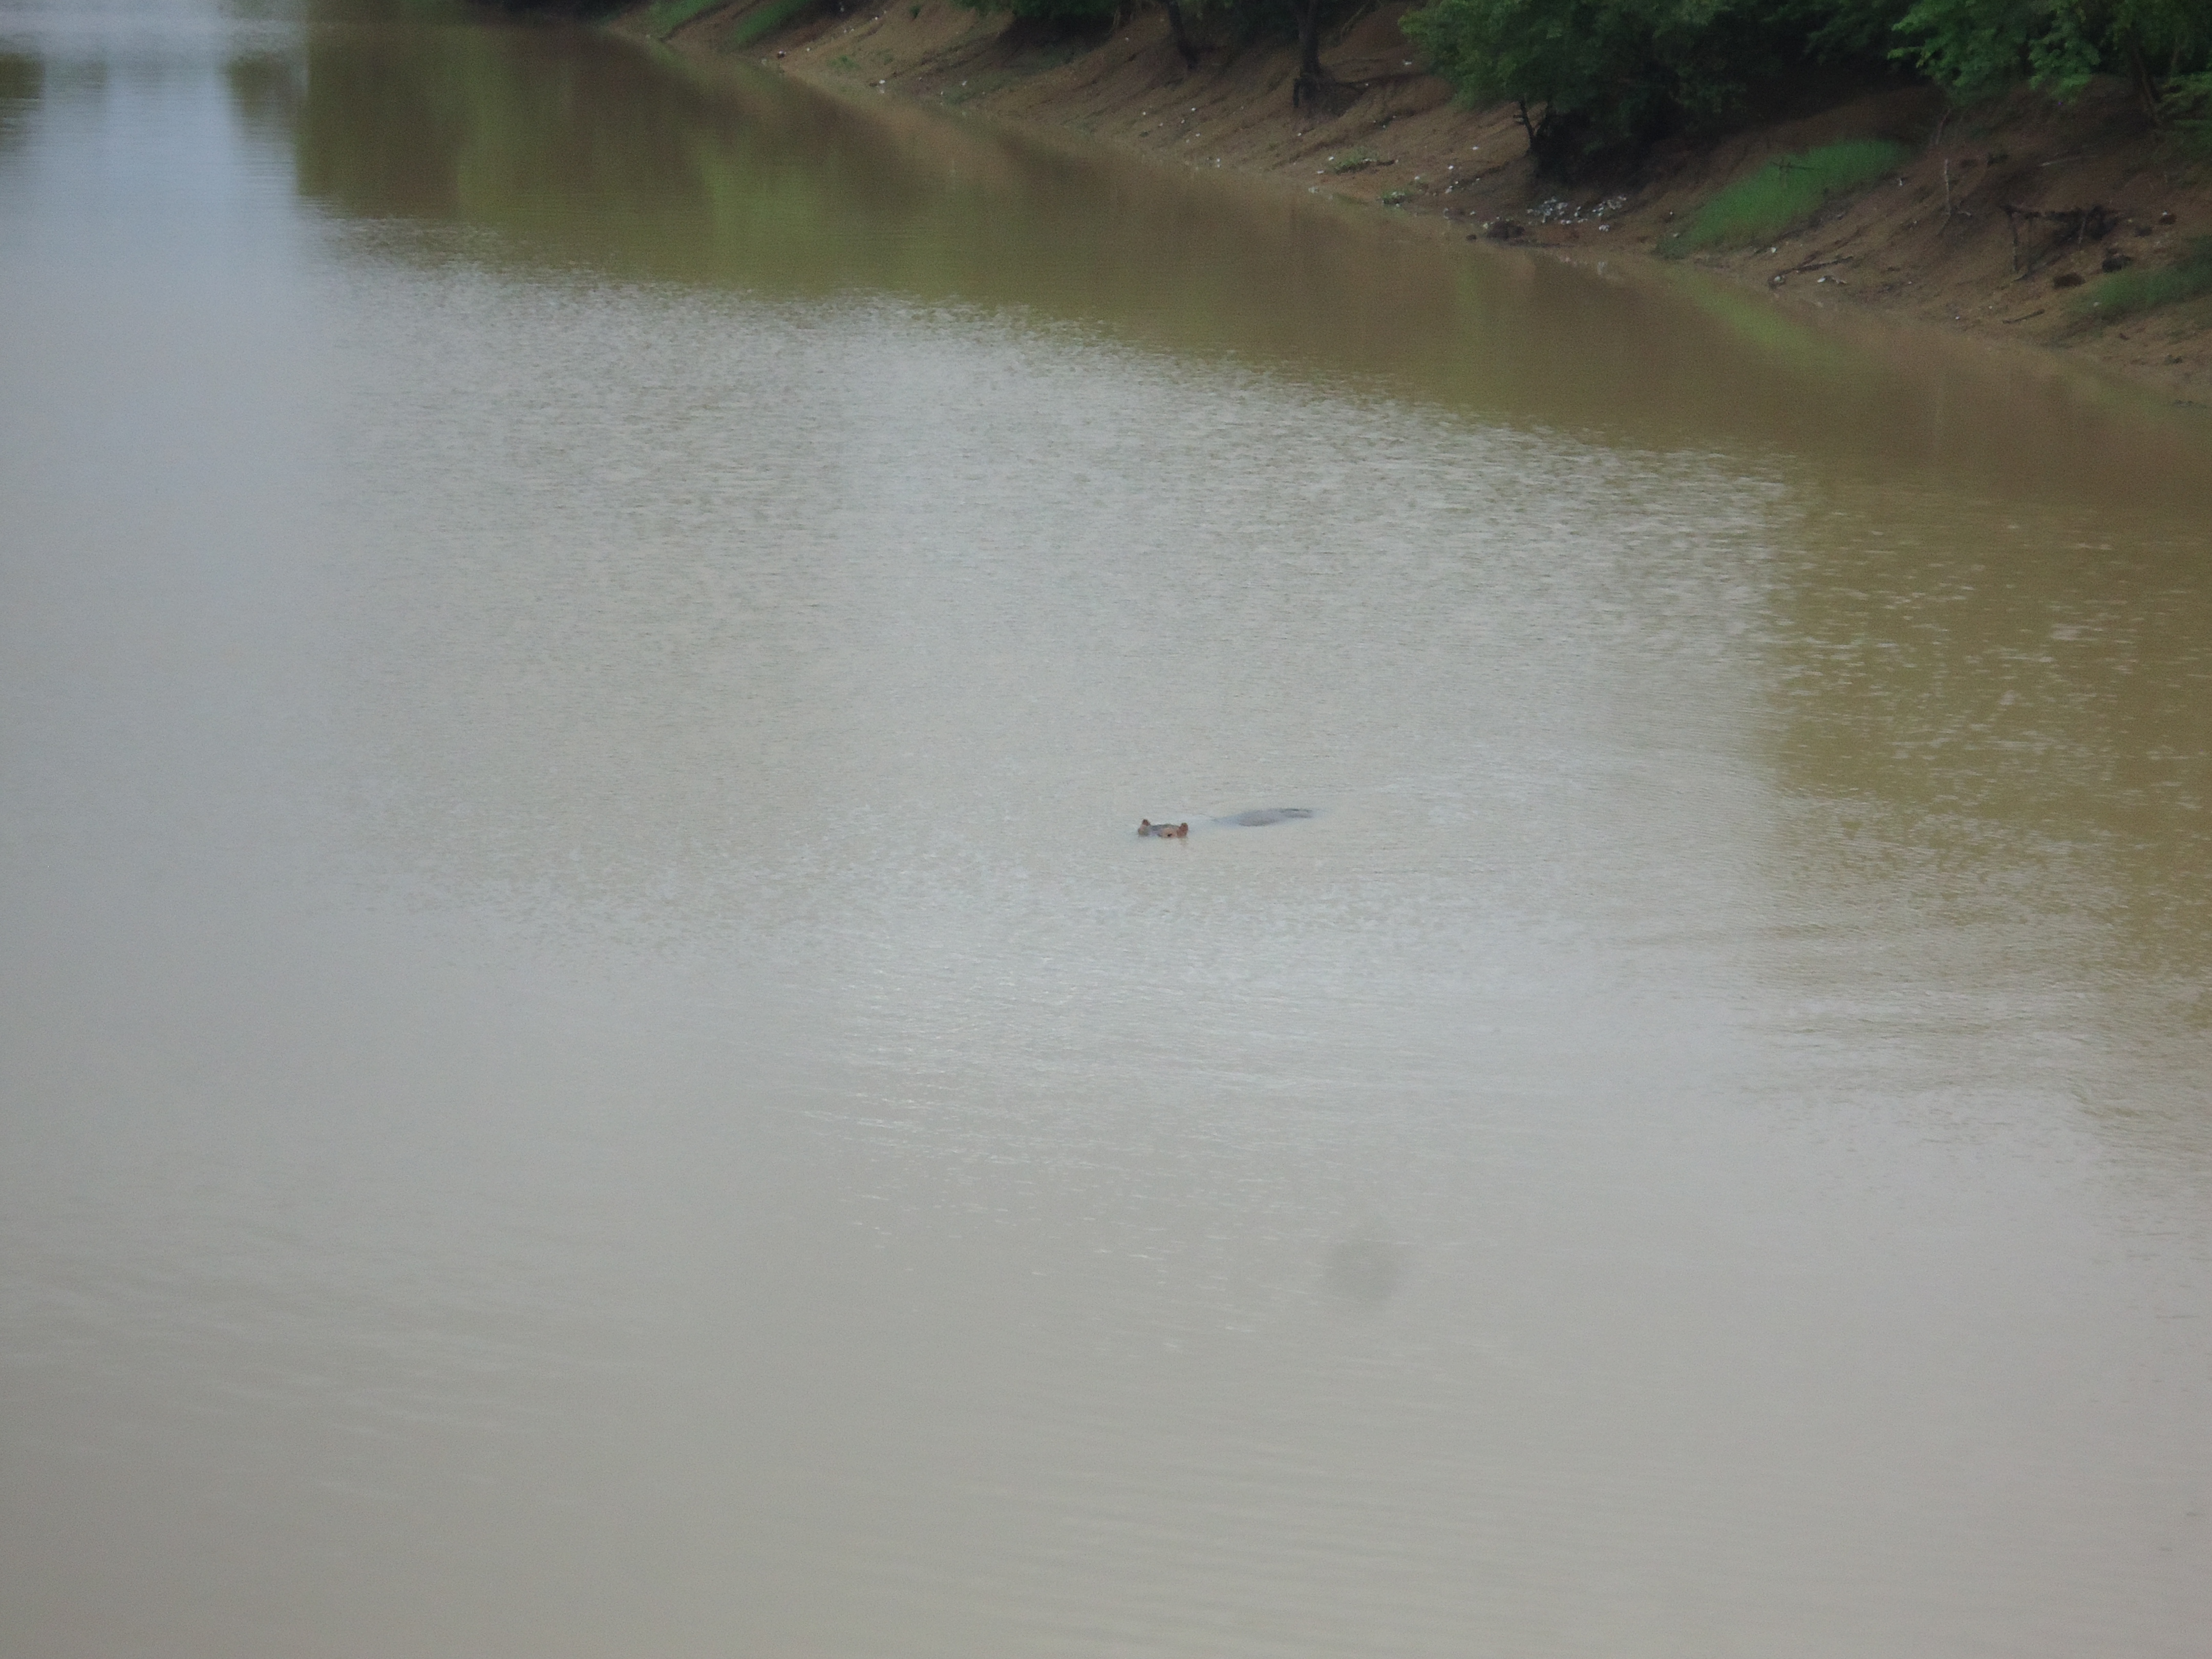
[1140,809,1313,838]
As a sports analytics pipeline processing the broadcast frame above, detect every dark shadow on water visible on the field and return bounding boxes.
[0,54,42,159]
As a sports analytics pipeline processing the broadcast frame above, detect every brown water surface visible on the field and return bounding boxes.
[3,5,2209,1656]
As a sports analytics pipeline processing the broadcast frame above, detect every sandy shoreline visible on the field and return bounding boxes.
[622,1,2211,405]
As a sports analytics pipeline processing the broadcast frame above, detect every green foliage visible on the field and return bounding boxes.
[1886,0,2036,95]
[2076,235,2212,318]
[1403,1,1909,169]
[1661,137,1907,251]
[1402,0,1637,138]
[1402,0,2212,169]
[1891,0,2211,101]
[2160,68,2212,147]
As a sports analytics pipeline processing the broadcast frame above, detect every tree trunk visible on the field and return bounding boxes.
[1161,0,1199,70]
[2130,39,2160,125]
[1291,0,1325,107]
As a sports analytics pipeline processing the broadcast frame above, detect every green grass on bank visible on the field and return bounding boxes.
[726,0,814,47]
[645,0,811,42]
[2077,237,2212,321]
[645,0,726,36]
[1661,139,1907,256]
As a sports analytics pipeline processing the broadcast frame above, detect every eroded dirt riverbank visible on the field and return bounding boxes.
[627,1,2212,404]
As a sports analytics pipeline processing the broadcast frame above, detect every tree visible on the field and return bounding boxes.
[1155,0,1368,104]
[1403,0,1888,170]
[1891,0,2211,116]
[952,0,1118,32]
[1288,0,1336,104]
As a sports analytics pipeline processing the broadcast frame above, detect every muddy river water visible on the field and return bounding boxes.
[3,3,2210,1655]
